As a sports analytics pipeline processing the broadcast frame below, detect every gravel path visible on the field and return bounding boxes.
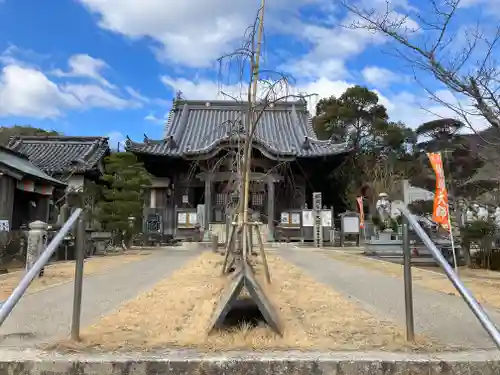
[0,249,199,348]
[278,249,500,350]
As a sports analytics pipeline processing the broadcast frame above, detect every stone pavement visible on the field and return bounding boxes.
[277,248,500,350]
[0,248,199,348]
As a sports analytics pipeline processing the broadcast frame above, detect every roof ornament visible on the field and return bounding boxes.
[125,135,132,148]
[302,136,311,150]
[172,90,184,113]
[166,135,177,149]
[69,157,86,167]
[143,133,149,144]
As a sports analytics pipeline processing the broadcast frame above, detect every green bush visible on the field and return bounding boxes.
[371,215,386,231]
[461,220,497,242]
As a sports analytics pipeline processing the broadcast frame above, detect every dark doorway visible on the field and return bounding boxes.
[12,190,39,229]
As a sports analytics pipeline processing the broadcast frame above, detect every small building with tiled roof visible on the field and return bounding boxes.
[0,146,66,230]
[6,136,110,227]
[125,99,351,242]
[7,136,109,176]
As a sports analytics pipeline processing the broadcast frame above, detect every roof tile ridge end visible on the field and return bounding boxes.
[6,137,21,149]
[80,139,101,163]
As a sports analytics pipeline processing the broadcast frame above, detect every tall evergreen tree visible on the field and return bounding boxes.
[313,86,416,207]
[95,152,151,246]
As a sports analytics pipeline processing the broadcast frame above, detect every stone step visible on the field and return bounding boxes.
[1,349,498,374]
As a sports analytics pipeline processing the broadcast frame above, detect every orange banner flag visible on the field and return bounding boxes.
[356,196,365,228]
[427,152,450,230]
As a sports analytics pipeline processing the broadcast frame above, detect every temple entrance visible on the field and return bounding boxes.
[11,189,49,229]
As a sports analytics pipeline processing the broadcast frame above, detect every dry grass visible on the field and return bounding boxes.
[328,251,500,310]
[52,252,441,353]
[0,250,151,300]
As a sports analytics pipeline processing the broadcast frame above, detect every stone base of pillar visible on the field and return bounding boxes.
[203,228,211,241]
[267,226,274,242]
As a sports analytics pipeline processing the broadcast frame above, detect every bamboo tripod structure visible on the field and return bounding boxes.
[221,215,271,283]
[220,0,269,280]
[208,0,284,336]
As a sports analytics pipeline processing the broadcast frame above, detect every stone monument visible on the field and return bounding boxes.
[25,221,48,277]
[375,192,392,224]
[477,205,489,221]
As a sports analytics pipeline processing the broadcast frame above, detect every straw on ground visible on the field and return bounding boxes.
[0,250,151,300]
[327,250,500,310]
[52,252,442,352]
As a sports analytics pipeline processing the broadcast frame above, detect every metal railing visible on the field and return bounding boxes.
[395,202,500,348]
[0,208,86,340]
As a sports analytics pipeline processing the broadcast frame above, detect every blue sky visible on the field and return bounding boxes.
[0,0,497,147]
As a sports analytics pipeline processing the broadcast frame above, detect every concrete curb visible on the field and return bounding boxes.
[1,349,500,374]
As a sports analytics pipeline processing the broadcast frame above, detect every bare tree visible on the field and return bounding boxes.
[215,5,315,262]
[340,0,500,136]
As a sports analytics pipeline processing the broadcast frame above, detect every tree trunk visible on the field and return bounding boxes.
[481,236,493,270]
[461,239,473,268]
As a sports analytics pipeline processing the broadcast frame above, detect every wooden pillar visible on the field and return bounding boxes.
[0,176,15,226]
[150,188,156,208]
[267,178,275,242]
[203,176,212,241]
[0,176,14,246]
[35,195,50,223]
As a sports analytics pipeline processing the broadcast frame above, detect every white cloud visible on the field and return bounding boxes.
[64,83,138,110]
[107,130,126,150]
[76,0,331,67]
[286,59,349,81]
[52,54,115,89]
[159,73,489,132]
[0,50,144,118]
[144,112,168,124]
[126,87,150,103]
[161,76,242,100]
[0,65,79,118]
[162,74,350,115]
[361,66,400,87]
[126,86,170,107]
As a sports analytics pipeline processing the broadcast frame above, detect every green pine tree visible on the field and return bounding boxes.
[95,152,151,246]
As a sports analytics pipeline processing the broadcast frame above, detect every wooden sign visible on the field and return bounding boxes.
[302,210,314,227]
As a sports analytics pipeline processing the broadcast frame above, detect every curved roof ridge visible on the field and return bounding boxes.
[9,135,109,142]
[6,136,110,174]
[127,99,349,159]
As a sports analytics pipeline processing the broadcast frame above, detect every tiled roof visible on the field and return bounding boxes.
[0,146,65,186]
[125,100,349,159]
[7,136,110,174]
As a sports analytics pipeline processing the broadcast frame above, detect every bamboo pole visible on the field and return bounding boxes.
[241,0,266,261]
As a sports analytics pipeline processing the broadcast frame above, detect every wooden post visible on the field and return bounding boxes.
[71,218,85,341]
[267,178,275,242]
[203,176,212,241]
[254,223,271,283]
